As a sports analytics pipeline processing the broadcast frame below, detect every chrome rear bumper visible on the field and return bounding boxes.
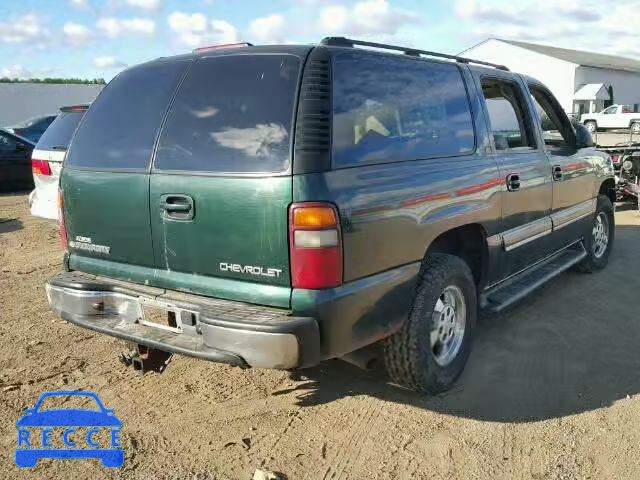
[46,272,320,369]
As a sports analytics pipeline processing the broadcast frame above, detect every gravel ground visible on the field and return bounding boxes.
[1,192,640,479]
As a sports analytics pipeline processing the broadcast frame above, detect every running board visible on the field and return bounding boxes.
[480,243,587,313]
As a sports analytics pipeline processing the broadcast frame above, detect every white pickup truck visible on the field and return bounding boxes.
[581,104,640,134]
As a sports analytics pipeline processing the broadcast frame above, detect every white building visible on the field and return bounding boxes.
[459,38,640,117]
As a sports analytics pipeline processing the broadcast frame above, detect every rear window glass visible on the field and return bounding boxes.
[36,111,85,150]
[332,52,474,168]
[66,60,188,170]
[154,54,300,174]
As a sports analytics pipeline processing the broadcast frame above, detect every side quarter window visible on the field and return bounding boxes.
[481,78,535,152]
[331,51,475,168]
[529,86,577,156]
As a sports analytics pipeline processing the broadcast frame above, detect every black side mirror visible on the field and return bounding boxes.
[575,124,594,149]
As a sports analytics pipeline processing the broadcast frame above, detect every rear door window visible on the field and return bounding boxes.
[154,54,301,174]
[331,51,475,168]
[36,111,85,150]
[481,78,535,151]
[66,60,188,170]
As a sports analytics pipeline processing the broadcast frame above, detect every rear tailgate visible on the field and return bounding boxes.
[61,58,190,271]
[148,53,303,307]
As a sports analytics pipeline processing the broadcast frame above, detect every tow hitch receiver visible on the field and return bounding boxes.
[119,343,173,374]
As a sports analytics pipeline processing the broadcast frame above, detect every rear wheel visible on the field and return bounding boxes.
[578,195,614,272]
[631,122,640,135]
[585,121,597,133]
[384,254,477,394]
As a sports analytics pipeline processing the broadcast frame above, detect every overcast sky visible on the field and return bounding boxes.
[1,0,638,80]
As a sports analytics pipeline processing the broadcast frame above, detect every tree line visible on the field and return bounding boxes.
[0,78,106,84]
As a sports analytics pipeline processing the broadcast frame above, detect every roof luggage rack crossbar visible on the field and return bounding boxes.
[320,36,510,71]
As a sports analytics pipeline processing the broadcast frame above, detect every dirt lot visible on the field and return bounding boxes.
[1,193,640,479]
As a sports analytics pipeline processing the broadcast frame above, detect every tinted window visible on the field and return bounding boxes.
[155,54,300,173]
[36,111,85,150]
[331,52,474,168]
[481,79,534,151]
[66,60,188,170]
[529,87,576,155]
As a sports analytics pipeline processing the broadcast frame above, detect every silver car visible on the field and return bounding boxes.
[29,105,88,220]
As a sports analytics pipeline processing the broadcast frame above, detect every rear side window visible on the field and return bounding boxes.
[36,111,85,150]
[66,60,188,170]
[154,54,301,174]
[331,51,474,168]
[481,78,535,151]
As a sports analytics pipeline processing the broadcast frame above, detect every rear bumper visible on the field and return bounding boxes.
[46,272,320,369]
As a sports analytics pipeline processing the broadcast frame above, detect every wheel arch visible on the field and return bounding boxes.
[598,177,616,204]
[425,223,489,290]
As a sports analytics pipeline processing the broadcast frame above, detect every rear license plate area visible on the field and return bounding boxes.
[139,300,182,333]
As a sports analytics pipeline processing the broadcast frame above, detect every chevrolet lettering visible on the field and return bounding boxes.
[219,263,283,278]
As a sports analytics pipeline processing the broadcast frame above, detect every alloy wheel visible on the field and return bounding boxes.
[592,211,609,259]
[430,285,466,367]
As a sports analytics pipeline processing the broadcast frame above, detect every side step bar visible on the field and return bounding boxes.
[480,243,587,313]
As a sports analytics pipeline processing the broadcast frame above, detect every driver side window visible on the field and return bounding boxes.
[529,86,576,155]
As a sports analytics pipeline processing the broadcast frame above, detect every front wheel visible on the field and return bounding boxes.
[585,121,597,133]
[631,122,640,135]
[384,254,477,394]
[578,195,614,272]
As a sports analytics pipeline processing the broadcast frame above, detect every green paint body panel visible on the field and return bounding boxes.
[68,255,291,307]
[149,174,291,287]
[61,170,293,308]
[61,170,154,267]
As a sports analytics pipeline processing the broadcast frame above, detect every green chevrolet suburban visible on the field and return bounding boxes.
[46,38,615,393]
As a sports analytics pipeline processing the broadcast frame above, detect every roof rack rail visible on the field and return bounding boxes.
[320,37,510,71]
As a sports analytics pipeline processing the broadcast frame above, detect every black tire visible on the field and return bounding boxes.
[384,253,477,394]
[578,194,615,273]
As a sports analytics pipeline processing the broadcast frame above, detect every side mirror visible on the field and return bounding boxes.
[23,408,35,415]
[575,124,594,149]
[16,142,29,152]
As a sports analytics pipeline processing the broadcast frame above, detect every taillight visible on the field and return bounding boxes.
[32,158,52,176]
[58,189,69,253]
[289,203,343,289]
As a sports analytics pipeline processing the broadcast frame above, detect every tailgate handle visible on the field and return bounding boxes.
[160,194,194,220]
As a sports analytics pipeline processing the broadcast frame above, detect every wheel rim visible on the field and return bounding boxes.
[586,123,596,133]
[633,123,640,134]
[592,212,609,259]
[430,285,466,367]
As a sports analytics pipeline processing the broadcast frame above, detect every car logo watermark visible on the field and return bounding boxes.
[15,390,124,468]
